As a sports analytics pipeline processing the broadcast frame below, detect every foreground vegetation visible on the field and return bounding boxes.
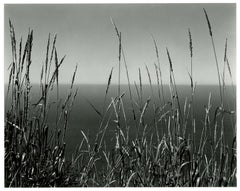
[5,9,236,187]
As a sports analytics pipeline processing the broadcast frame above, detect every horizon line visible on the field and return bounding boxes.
[3,82,236,86]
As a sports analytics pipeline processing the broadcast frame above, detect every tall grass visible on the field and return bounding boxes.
[5,20,79,187]
[5,8,236,187]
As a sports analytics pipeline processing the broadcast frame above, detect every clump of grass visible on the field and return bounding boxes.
[69,10,235,187]
[5,21,78,187]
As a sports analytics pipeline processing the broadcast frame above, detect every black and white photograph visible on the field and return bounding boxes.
[3,2,237,187]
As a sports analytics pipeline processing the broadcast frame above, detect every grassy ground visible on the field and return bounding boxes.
[5,9,236,187]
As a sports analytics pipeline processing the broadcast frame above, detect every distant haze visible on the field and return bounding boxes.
[4,4,236,85]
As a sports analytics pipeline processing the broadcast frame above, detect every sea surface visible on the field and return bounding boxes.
[5,84,236,159]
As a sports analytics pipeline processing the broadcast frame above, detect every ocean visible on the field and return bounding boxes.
[5,84,236,159]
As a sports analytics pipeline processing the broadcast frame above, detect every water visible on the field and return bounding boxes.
[5,84,236,159]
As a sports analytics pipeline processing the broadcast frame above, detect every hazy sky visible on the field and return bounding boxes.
[4,4,236,85]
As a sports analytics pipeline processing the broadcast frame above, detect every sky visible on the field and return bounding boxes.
[4,3,236,85]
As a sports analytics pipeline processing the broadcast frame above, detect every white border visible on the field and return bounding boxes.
[1,1,238,190]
